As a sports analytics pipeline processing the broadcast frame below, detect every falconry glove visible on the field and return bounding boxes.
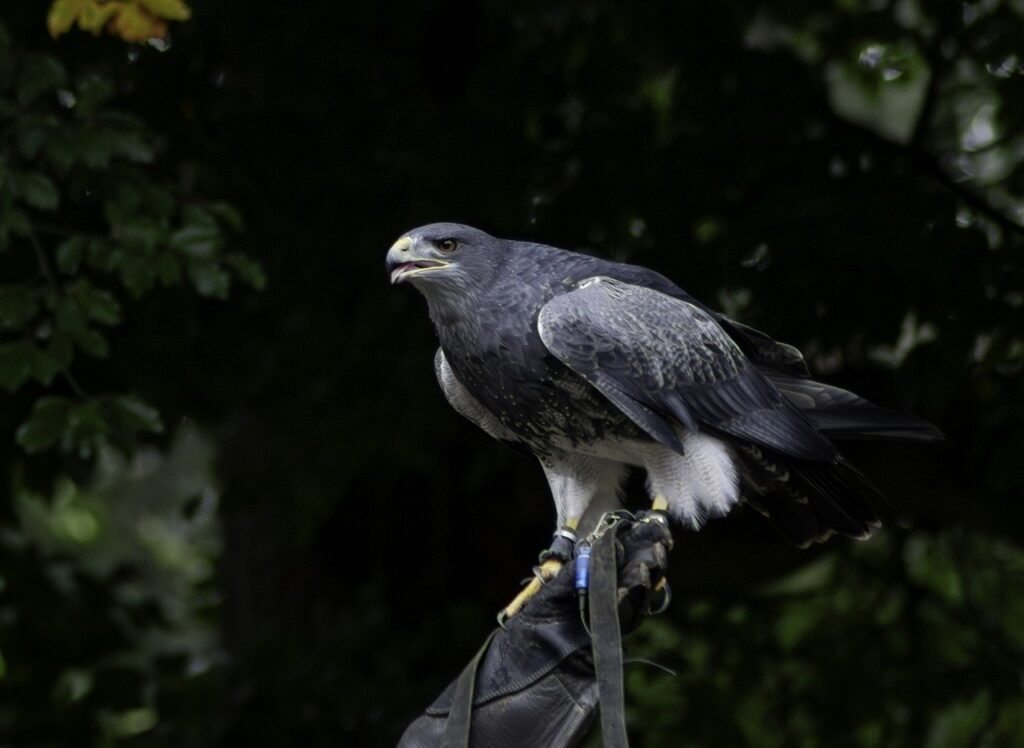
[398,514,673,748]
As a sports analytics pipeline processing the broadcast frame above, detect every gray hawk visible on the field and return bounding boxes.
[386,223,941,618]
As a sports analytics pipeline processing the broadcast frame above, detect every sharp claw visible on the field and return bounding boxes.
[649,578,671,615]
[500,558,564,620]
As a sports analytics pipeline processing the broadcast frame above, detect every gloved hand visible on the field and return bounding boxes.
[399,512,673,748]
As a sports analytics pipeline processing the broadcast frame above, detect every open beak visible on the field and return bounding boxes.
[389,258,450,284]
[386,237,450,284]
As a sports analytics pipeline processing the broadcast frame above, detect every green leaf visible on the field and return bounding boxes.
[0,647,5,679]
[104,707,158,738]
[0,285,40,330]
[16,396,72,453]
[43,131,76,173]
[207,201,245,232]
[30,347,61,386]
[74,74,114,118]
[76,128,115,170]
[188,261,230,299]
[117,255,158,296]
[56,236,86,274]
[926,691,992,748]
[16,53,67,106]
[53,293,87,329]
[54,296,109,357]
[759,555,837,596]
[16,123,50,159]
[108,395,164,437]
[0,25,12,91]
[1,207,32,239]
[0,341,34,391]
[85,239,119,272]
[171,205,222,259]
[182,204,218,229]
[154,253,181,284]
[13,172,60,211]
[226,254,266,290]
[67,400,109,457]
[774,601,826,650]
[69,325,109,358]
[170,224,220,258]
[110,131,155,163]
[71,281,121,325]
[47,331,74,369]
[113,218,165,250]
[96,110,147,130]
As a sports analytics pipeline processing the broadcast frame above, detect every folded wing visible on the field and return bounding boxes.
[537,277,836,462]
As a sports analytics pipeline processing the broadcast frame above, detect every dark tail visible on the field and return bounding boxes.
[765,371,944,443]
[737,445,885,548]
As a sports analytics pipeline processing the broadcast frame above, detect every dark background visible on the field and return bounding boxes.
[1,1,1023,745]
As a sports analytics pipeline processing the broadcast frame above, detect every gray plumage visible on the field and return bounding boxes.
[387,223,942,545]
[538,278,836,461]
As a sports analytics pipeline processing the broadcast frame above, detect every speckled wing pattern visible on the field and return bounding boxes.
[537,277,837,462]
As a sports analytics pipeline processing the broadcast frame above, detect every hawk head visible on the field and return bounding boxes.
[386,223,505,299]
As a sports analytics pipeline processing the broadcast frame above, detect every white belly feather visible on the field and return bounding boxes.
[553,430,740,530]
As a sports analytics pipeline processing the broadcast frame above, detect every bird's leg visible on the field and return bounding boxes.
[500,518,579,622]
[649,495,670,598]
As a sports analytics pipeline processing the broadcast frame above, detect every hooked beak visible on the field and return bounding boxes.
[386,237,450,284]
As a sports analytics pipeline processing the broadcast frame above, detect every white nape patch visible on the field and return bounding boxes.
[577,276,610,289]
[642,432,740,530]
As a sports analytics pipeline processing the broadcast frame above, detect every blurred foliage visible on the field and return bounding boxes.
[0,425,221,745]
[623,530,1024,746]
[48,0,192,43]
[0,15,260,461]
[0,0,1022,746]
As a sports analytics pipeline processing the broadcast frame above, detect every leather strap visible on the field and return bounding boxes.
[590,524,629,748]
[440,629,499,748]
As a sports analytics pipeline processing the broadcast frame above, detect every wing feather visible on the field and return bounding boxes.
[537,278,836,461]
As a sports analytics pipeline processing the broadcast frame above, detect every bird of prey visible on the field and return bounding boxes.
[386,223,941,617]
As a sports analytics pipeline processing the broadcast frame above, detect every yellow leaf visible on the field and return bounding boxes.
[47,0,86,38]
[48,0,189,43]
[79,0,123,34]
[107,3,167,42]
[135,0,191,22]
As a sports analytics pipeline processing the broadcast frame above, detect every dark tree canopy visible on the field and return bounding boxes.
[0,1,1022,745]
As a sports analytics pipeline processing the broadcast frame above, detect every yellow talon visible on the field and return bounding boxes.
[501,517,580,621]
[501,557,564,619]
[652,495,669,512]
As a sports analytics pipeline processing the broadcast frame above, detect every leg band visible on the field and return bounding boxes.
[538,526,578,563]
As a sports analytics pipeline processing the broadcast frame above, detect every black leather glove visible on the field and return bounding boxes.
[399,513,673,748]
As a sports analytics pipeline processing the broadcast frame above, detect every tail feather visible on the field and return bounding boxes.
[731,369,939,547]
[736,444,883,548]
[804,407,943,442]
[765,371,944,443]
[791,459,882,539]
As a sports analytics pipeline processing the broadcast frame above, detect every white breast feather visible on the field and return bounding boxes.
[434,349,518,442]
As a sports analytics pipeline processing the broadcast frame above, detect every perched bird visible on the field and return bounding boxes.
[386,223,941,617]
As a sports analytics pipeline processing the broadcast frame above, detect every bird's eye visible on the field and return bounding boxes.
[437,239,458,253]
